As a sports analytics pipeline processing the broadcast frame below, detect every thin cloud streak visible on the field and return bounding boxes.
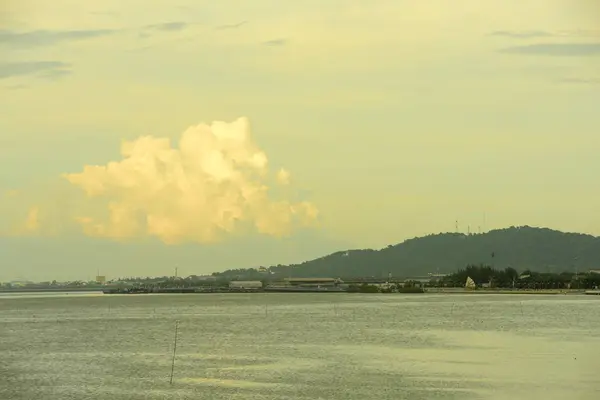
[215,21,248,30]
[3,84,28,90]
[0,29,116,48]
[499,43,600,56]
[489,30,600,39]
[262,38,287,46]
[489,30,554,39]
[0,61,71,79]
[556,77,600,84]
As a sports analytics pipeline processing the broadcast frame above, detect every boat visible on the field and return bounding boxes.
[584,290,600,295]
[465,276,476,290]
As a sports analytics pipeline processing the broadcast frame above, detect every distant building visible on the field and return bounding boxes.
[428,273,448,278]
[400,279,424,288]
[95,276,106,284]
[189,275,217,281]
[283,278,340,287]
[403,277,431,284]
[229,281,262,290]
[372,282,394,290]
[9,281,32,287]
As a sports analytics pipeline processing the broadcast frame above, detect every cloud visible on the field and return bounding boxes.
[215,21,248,30]
[39,67,73,81]
[262,38,287,47]
[7,207,40,236]
[145,22,188,32]
[276,169,291,185]
[498,43,600,56]
[24,117,319,244]
[0,61,71,80]
[0,191,40,236]
[0,29,116,48]
[136,21,198,44]
[22,207,40,234]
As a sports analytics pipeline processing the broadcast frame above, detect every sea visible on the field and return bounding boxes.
[0,292,599,399]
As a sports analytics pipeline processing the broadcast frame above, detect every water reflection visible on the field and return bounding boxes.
[0,293,598,399]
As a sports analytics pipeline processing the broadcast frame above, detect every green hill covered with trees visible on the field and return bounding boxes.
[217,226,600,279]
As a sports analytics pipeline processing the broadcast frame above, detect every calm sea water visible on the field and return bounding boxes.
[0,292,599,399]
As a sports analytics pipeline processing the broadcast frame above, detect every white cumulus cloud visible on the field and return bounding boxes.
[60,117,318,244]
[276,168,291,185]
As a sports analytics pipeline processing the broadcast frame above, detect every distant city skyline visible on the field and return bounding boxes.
[1,0,599,281]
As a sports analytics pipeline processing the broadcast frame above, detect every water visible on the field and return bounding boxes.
[1,293,599,399]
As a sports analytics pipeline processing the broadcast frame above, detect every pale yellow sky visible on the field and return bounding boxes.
[1,0,599,280]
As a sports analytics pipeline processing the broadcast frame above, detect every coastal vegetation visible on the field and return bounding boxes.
[439,265,600,290]
[3,267,598,292]
[346,284,425,293]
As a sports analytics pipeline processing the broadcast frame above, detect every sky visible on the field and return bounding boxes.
[1,0,599,281]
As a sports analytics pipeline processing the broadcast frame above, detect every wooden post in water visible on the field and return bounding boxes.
[169,320,180,385]
[265,304,268,317]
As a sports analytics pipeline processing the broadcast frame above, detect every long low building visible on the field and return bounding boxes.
[229,281,263,289]
[283,278,341,287]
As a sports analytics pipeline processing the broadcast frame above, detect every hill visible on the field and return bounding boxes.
[217,226,600,278]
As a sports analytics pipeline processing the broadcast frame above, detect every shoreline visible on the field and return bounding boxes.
[0,288,591,295]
